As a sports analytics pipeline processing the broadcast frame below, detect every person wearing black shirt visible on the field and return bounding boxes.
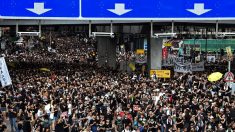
[98,119,106,132]
[23,116,31,132]
[176,114,183,131]
[148,111,157,132]
[55,118,65,132]
[62,118,70,132]
[183,110,191,132]
[160,113,167,132]
[8,104,19,132]
[105,119,113,132]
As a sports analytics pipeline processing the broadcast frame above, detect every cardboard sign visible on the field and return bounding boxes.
[136,49,145,54]
[164,42,172,47]
[226,46,233,61]
[150,70,171,78]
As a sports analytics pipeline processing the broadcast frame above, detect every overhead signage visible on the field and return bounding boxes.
[1,0,235,20]
[0,0,79,19]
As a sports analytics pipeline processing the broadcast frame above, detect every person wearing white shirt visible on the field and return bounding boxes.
[68,102,72,116]
[36,107,43,119]
[122,126,131,132]
[44,103,51,115]
[153,92,160,106]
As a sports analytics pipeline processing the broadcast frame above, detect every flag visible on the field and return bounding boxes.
[0,57,12,87]
[162,47,168,59]
[128,63,136,71]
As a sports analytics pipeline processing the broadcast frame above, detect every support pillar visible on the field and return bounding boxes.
[149,38,163,70]
[16,22,19,36]
[89,21,92,37]
[0,27,2,37]
[216,20,219,38]
[97,37,116,69]
[39,21,42,37]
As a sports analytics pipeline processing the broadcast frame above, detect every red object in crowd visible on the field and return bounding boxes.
[119,111,132,120]
[168,95,173,103]
[51,73,57,81]
[119,111,125,117]
[162,47,168,59]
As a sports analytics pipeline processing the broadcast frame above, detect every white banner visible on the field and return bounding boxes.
[174,61,204,73]
[0,57,12,87]
[162,55,176,66]
[135,54,147,64]
[162,55,191,66]
[207,56,216,63]
[191,61,205,72]
[174,62,191,73]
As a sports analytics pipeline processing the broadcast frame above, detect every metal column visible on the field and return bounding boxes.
[39,20,42,37]
[16,22,19,36]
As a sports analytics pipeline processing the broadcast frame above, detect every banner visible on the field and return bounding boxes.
[0,57,12,87]
[191,62,205,72]
[174,61,204,73]
[162,47,168,60]
[136,49,145,54]
[162,55,191,66]
[128,63,136,71]
[162,54,176,66]
[226,46,233,60]
[174,62,191,73]
[207,56,216,63]
[135,54,147,64]
[164,42,172,47]
[150,70,171,78]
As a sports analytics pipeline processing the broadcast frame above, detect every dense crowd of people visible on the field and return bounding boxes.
[0,33,234,132]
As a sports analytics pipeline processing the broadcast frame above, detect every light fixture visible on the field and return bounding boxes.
[91,32,115,38]
[153,33,177,38]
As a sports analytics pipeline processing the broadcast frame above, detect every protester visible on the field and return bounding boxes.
[0,33,234,132]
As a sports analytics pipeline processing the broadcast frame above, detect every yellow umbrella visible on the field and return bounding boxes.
[39,68,50,72]
[208,72,223,82]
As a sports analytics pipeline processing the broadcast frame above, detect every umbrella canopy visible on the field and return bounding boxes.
[208,72,223,82]
[39,68,50,72]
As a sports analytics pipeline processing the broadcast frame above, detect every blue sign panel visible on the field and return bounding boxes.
[0,0,79,18]
[82,0,235,19]
[1,0,235,19]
